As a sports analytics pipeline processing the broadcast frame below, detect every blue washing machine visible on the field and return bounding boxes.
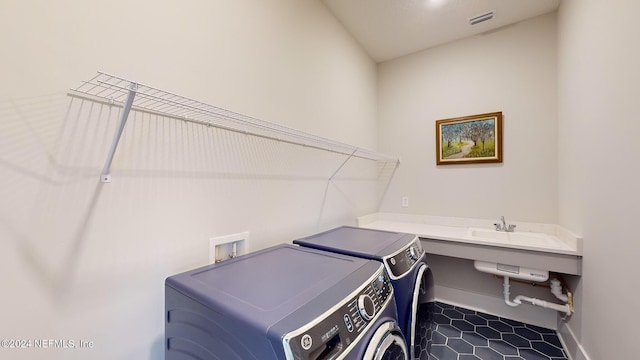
[165,244,409,360]
[294,226,435,360]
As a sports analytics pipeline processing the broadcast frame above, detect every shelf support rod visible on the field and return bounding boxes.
[329,148,358,181]
[100,82,137,183]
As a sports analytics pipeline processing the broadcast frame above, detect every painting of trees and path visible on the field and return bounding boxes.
[436,112,502,165]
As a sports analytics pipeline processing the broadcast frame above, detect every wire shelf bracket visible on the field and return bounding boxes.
[70,72,400,182]
[99,82,137,183]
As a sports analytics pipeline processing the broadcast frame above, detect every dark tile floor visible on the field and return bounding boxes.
[428,302,568,360]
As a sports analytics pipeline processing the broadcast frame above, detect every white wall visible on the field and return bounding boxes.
[0,0,379,148]
[377,13,558,223]
[557,1,640,359]
[0,1,382,359]
[375,12,562,330]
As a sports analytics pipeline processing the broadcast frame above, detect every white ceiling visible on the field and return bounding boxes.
[322,0,561,62]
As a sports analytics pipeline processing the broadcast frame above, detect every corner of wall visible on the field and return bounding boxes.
[558,321,591,360]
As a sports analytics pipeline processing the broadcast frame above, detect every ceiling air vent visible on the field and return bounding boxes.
[469,10,495,26]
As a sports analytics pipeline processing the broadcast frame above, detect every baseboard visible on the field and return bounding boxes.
[434,285,558,330]
[558,322,591,360]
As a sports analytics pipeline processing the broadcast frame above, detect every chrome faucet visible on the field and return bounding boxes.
[494,216,516,232]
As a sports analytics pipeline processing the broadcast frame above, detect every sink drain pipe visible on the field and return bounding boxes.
[503,276,572,316]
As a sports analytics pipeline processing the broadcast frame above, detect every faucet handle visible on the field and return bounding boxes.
[507,224,516,232]
[493,223,502,231]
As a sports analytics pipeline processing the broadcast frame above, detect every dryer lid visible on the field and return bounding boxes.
[166,244,376,331]
[294,226,416,259]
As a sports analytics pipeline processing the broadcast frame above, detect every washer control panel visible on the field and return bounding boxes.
[284,267,393,360]
[385,237,424,278]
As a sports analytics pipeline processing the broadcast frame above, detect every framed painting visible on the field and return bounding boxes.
[435,111,502,165]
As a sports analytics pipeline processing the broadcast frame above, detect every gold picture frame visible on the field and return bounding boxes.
[436,111,503,165]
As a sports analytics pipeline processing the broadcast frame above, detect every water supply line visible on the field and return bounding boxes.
[231,241,238,259]
[502,276,573,316]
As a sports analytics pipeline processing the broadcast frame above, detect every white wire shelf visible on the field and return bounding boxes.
[69,72,399,182]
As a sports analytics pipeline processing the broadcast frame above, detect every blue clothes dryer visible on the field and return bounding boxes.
[165,244,409,360]
[294,226,435,360]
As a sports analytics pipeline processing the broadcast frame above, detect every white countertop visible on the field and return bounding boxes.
[357,213,583,256]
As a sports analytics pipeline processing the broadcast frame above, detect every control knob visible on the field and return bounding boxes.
[409,245,420,260]
[357,294,376,321]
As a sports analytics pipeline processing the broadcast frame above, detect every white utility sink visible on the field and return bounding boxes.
[466,228,570,249]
